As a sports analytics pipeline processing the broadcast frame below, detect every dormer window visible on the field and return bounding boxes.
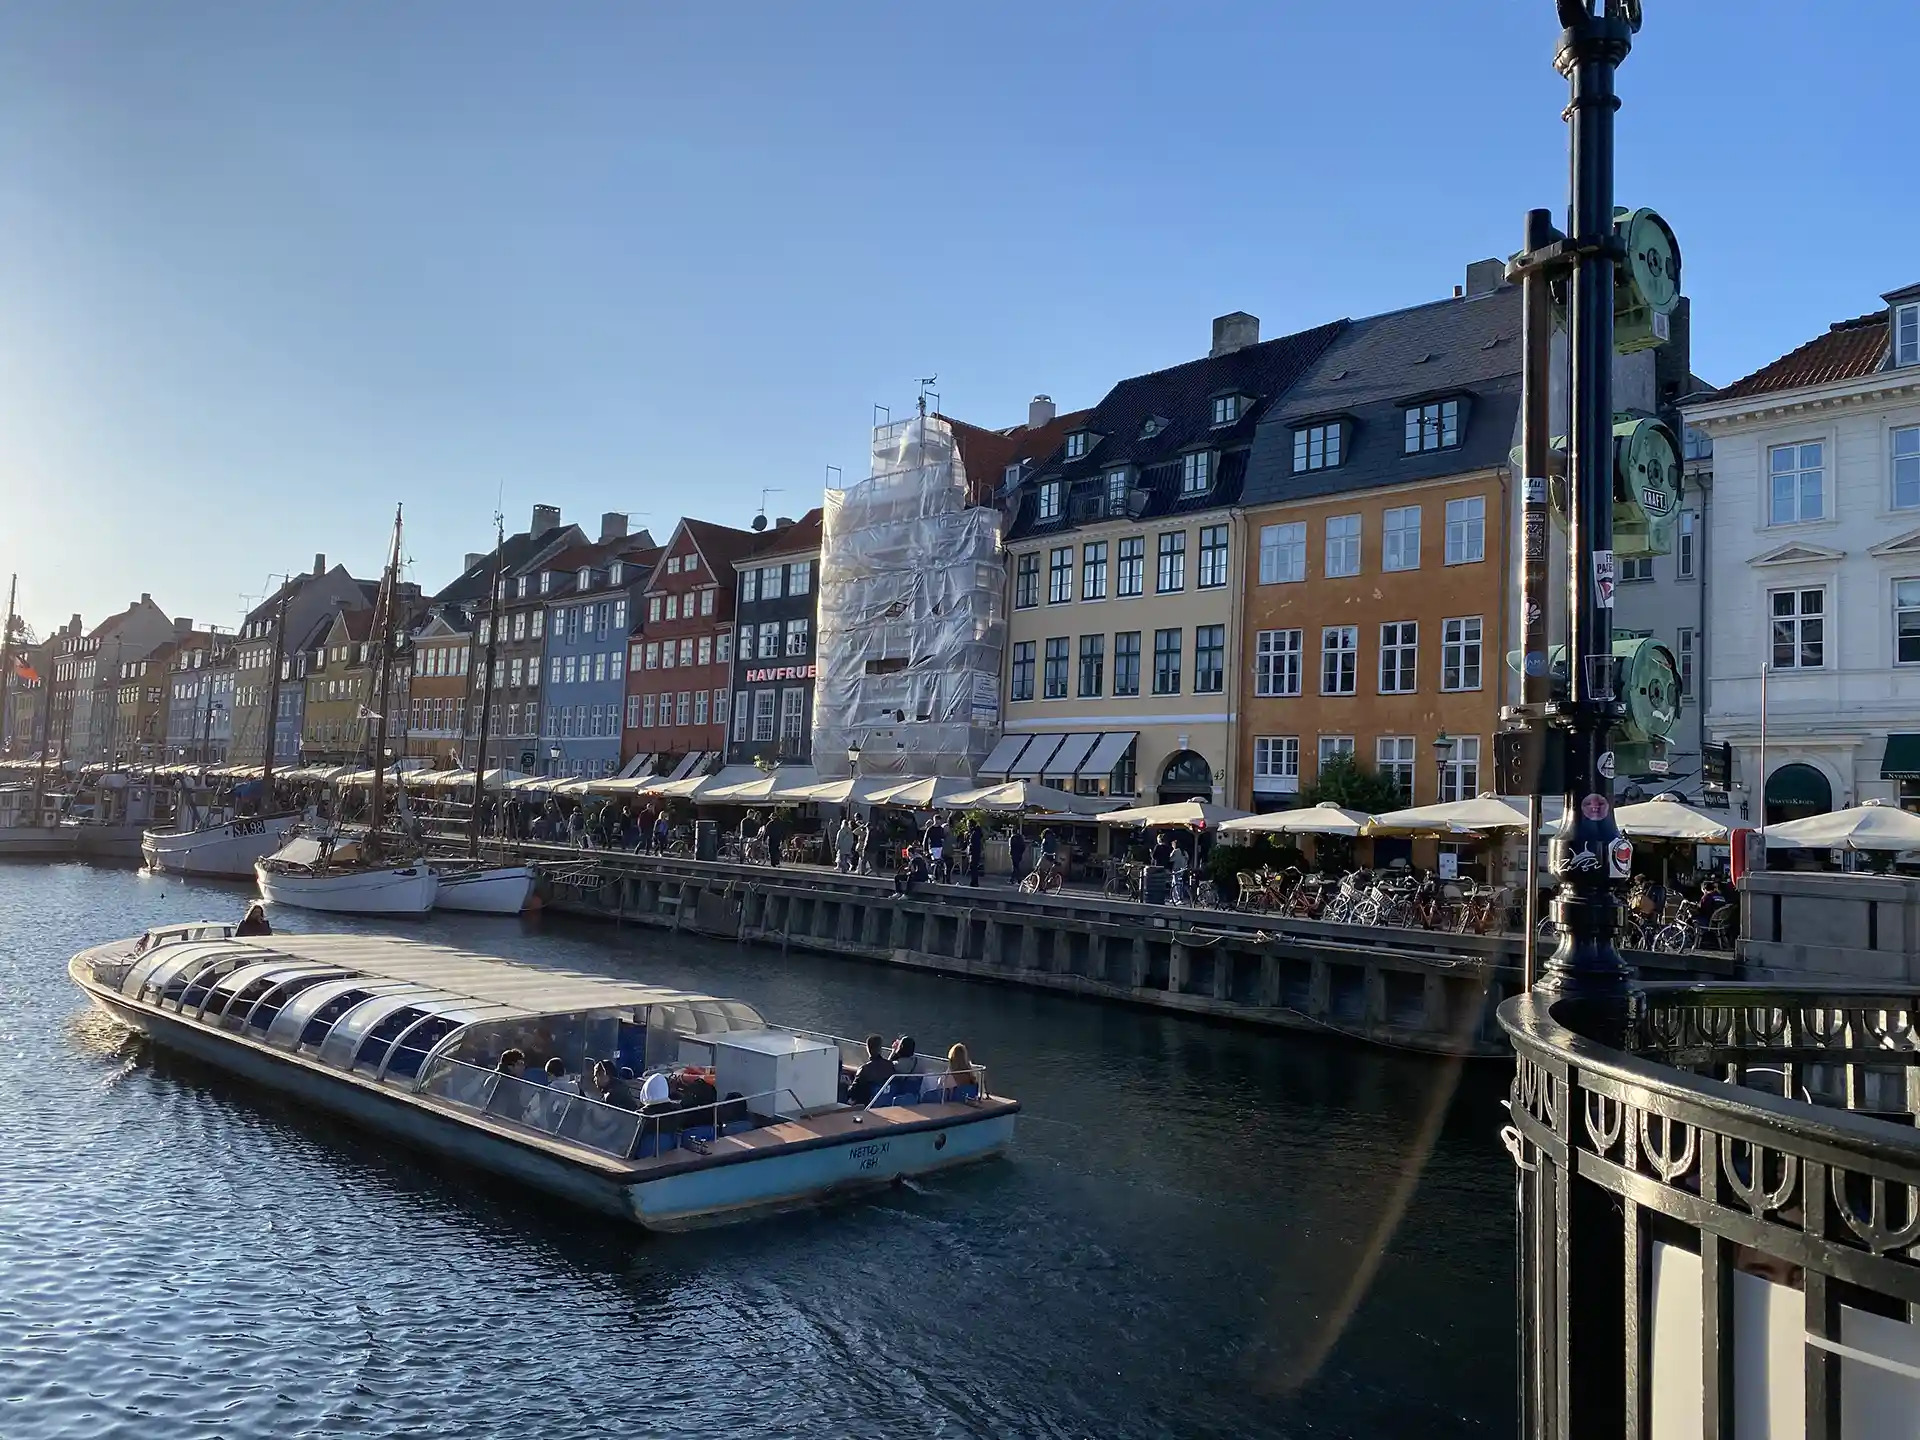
[1003,463,1023,492]
[1065,432,1090,461]
[1293,422,1344,472]
[577,567,591,588]
[608,562,623,585]
[539,571,552,594]
[1211,395,1242,426]
[516,577,529,598]
[1038,480,1063,520]
[1181,451,1214,495]
[1404,398,1462,453]
[1897,302,1919,368]
[1106,469,1130,514]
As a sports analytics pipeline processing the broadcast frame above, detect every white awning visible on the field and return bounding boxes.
[1080,731,1138,779]
[1042,732,1101,781]
[665,751,702,782]
[617,753,655,779]
[979,733,1034,779]
[1010,734,1064,778]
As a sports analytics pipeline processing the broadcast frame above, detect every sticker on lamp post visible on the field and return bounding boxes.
[1593,549,1616,607]
[1609,834,1633,879]
[1580,792,1611,822]
[1597,750,1616,779]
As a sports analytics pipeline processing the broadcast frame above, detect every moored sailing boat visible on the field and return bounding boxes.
[257,507,438,916]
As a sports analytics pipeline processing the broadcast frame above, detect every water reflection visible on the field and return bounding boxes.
[0,861,1514,1438]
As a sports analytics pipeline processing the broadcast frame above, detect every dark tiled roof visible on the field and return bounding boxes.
[1006,319,1347,540]
[747,507,824,559]
[1242,288,1523,507]
[678,517,764,576]
[1715,311,1891,401]
[431,522,582,605]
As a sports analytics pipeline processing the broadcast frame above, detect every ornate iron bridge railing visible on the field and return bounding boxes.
[1501,984,1920,1438]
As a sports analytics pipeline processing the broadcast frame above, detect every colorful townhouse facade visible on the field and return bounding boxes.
[163,629,236,764]
[726,510,821,771]
[407,603,475,767]
[538,528,658,779]
[469,506,588,774]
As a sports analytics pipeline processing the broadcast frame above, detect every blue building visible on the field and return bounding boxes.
[539,531,658,778]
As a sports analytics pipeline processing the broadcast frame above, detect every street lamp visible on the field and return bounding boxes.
[846,741,862,776]
[1431,731,1456,802]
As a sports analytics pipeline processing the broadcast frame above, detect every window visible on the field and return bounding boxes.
[647,597,662,623]
[1769,442,1825,524]
[1444,496,1485,564]
[716,632,731,665]
[682,555,698,576]
[1082,542,1108,600]
[1318,736,1354,769]
[1771,588,1825,669]
[645,642,660,669]
[1379,621,1417,693]
[1049,547,1073,604]
[1292,422,1341,472]
[517,577,529,598]
[1382,506,1421,572]
[1106,470,1129,514]
[660,639,676,669]
[1152,629,1182,694]
[1894,427,1920,511]
[665,595,679,621]
[676,691,692,726]
[666,556,681,575]
[1259,526,1305,587]
[531,610,545,639]
[1896,580,1920,665]
[1015,553,1040,608]
[1320,627,1358,695]
[513,612,528,641]
[626,695,641,729]
[1621,556,1654,582]
[1197,525,1228,588]
[1677,627,1695,698]
[510,657,525,688]
[1898,303,1919,368]
[610,648,623,681]
[1065,432,1088,460]
[1441,616,1483,691]
[1181,451,1213,494]
[1157,532,1186,593]
[1677,511,1696,579]
[740,568,759,604]
[713,688,729,726]
[1038,481,1063,520]
[1114,632,1141,696]
[1194,624,1225,694]
[693,690,709,726]
[731,691,748,740]
[689,636,707,667]
[1404,398,1460,452]
[642,693,656,728]
[752,690,775,740]
[785,619,809,656]
[1003,463,1022,493]
[1377,737,1415,804]
[699,588,714,617]
[1010,642,1036,702]
[562,656,575,685]
[1117,537,1145,597]
[678,638,695,667]
[758,623,779,659]
[1077,634,1104,696]
[1324,514,1361,578]
[779,688,804,741]
[1043,638,1069,698]
[1440,736,1480,803]
[1253,737,1299,792]
[1211,395,1240,426]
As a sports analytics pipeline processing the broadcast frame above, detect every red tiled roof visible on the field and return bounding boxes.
[1717,312,1889,400]
[747,507,823,558]
[679,517,764,574]
[943,407,1095,506]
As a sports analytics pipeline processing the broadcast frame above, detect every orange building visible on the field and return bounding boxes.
[1236,270,1521,816]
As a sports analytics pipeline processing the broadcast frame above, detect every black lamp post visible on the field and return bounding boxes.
[1431,731,1456,803]
[846,741,862,777]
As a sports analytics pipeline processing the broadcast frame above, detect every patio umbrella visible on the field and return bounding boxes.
[1763,800,1920,850]
[1366,792,1533,835]
[1541,793,1729,842]
[867,776,975,810]
[778,776,912,807]
[700,767,822,803]
[1094,800,1250,828]
[942,779,1106,815]
[1219,801,1374,837]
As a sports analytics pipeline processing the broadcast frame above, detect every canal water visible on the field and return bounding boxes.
[0,861,1516,1438]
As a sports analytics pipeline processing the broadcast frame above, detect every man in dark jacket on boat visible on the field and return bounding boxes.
[846,1034,895,1106]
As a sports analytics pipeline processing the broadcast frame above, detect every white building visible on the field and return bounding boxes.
[1685,282,1920,823]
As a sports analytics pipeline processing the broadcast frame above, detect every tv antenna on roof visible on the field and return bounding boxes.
[752,487,785,533]
[916,375,940,416]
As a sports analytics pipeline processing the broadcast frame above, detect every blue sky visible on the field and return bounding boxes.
[1,0,1913,635]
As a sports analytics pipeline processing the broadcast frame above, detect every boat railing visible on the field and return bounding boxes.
[414,1054,804,1164]
[864,1063,987,1110]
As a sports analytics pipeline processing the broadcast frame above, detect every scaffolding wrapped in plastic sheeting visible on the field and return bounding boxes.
[812,412,1005,780]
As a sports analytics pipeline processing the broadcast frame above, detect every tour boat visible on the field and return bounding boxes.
[144,813,298,878]
[430,863,536,914]
[69,926,1017,1230]
[255,835,440,915]
[0,784,75,858]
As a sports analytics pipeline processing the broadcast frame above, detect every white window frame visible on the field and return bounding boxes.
[1211,395,1239,426]
[1317,735,1355,769]
[1897,302,1919,368]
[1320,626,1358,696]
[1893,425,1920,512]
[1677,627,1696,698]
[1258,522,1307,585]
[1768,441,1826,526]
[1038,481,1063,520]
[1770,586,1827,671]
[1081,541,1109,601]
[1156,532,1186,593]
[1048,547,1074,604]
[752,688,776,741]
[1382,505,1420,572]
[1441,736,1480,803]
[1677,510,1696,579]
[1378,620,1417,694]
[1377,736,1415,804]
[1444,496,1486,565]
[1116,536,1145,597]
[1325,514,1361,578]
[1251,736,1299,794]
[1065,432,1088,461]
[1181,451,1213,495]
[1441,616,1483,692]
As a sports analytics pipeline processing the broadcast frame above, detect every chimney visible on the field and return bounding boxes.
[599,512,628,542]
[464,552,484,572]
[774,516,794,530]
[313,553,326,575]
[140,593,152,607]
[1210,312,1260,358]
[531,504,561,535]
[1465,258,1505,297]
[1028,394,1056,430]
[68,614,80,635]
[175,617,193,637]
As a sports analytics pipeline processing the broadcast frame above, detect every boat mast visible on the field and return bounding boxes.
[468,513,506,858]
[260,580,291,801]
[0,574,16,759]
[367,505,404,849]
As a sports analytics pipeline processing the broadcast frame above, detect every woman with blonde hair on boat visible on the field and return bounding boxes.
[945,1042,981,1097]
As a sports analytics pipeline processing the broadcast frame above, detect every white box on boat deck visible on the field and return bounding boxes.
[712,1031,839,1118]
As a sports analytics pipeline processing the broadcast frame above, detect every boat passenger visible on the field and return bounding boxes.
[235,902,272,937]
[890,1035,925,1075]
[543,1057,577,1094]
[639,1070,672,1107]
[497,1048,528,1079]
[846,1034,895,1105]
[945,1042,979,1094]
[587,1060,636,1109]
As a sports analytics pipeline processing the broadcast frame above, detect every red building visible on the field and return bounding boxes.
[623,517,761,777]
